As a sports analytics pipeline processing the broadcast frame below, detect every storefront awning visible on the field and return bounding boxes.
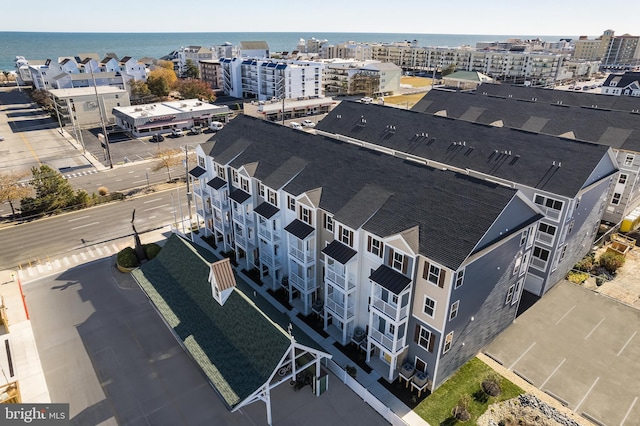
[137,120,190,130]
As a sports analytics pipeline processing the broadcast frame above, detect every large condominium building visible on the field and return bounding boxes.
[574,30,640,71]
[316,101,618,297]
[190,109,615,389]
[176,46,213,77]
[219,58,322,100]
[322,60,402,97]
[190,114,543,390]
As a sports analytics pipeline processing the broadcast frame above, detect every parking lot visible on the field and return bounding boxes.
[484,281,640,425]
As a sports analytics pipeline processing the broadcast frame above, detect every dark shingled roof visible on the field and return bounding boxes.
[254,202,279,219]
[229,189,251,204]
[203,115,529,270]
[207,177,227,190]
[316,100,612,198]
[189,166,207,178]
[322,240,358,264]
[284,219,315,240]
[412,88,640,152]
[132,234,291,410]
[369,265,412,295]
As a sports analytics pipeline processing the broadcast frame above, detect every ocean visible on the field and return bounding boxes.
[0,31,573,72]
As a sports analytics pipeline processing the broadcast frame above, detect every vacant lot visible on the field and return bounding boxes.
[401,76,434,87]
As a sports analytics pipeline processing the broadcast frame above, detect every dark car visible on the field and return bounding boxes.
[150,133,165,142]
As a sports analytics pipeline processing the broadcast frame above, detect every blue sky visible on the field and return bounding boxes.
[5,0,638,36]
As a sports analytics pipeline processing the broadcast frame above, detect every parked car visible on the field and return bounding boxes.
[360,97,373,104]
[150,133,164,142]
[209,121,224,132]
[574,86,582,91]
[172,128,185,137]
[289,122,303,130]
[591,84,598,89]
[189,126,202,135]
[301,119,316,128]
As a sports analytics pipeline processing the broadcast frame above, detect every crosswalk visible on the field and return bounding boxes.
[18,242,125,281]
[17,169,99,187]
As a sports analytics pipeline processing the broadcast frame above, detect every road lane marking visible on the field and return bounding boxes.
[19,132,42,166]
[621,396,638,425]
[70,221,100,230]
[143,198,163,204]
[509,342,536,370]
[617,331,637,357]
[143,204,169,212]
[575,376,599,412]
[68,215,91,222]
[95,246,103,256]
[103,246,111,254]
[540,358,565,389]
[132,179,147,184]
[111,244,119,253]
[72,255,78,263]
[585,317,606,340]
[555,305,576,325]
[80,253,87,261]
[63,258,70,266]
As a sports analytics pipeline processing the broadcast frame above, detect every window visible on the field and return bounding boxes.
[367,236,383,257]
[216,164,226,180]
[559,244,568,261]
[624,154,634,167]
[538,223,556,237]
[568,220,575,234]
[389,324,395,335]
[611,193,622,205]
[532,246,550,269]
[232,169,239,184]
[423,296,436,318]
[505,285,515,304]
[198,156,205,168]
[338,225,353,247]
[259,184,265,198]
[534,194,563,212]
[619,174,628,185]
[392,251,405,271]
[240,177,249,192]
[267,189,278,206]
[287,196,295,211]
[324,214,334,232]
[449,300,459,320]
[423,262,444,288]
[512,279,523,305]
[299,206,311,225]
[513,253,522,275]
[443,332,453,354]
[455,270,464,289]
[520,229,528,246]
[414,325,435,353]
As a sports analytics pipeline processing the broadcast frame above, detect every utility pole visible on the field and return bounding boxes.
[185,145,193,228]
[90,66,113,168]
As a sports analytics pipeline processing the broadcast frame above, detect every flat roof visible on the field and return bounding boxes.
[113,99,229,120]
[49,86,127,98]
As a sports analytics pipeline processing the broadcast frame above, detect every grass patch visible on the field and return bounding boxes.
[383,92,428,109]
[414,357,523,425]
[401,76,434,87]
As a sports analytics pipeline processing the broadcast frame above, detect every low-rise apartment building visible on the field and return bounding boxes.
[601,72,640,96]
[190,114,544,389]
[316,101,618,297]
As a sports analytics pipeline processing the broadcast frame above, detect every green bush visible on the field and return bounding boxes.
[117,247,139,268]
[574,253,596,272]
[596,274,607,286]
[598,251,625,273]
[567,271,589,284]
[144,243,162,260]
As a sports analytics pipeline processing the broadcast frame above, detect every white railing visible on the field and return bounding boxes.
[371,296,409,322]
[260,252,281,268]
[196,208,212,219]
[325,267,356,292]
[325,297,355,320]
[289,271,316,293]
[235,234,253,249]
[538,205,561,220]
[535,230,554,245]
[289,246,315,264]
[258,225,277,241]
[530,257,548,270]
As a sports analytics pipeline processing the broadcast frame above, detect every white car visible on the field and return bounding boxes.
[289,122,303,130]
[360,97,373,104]
[209,121,224,131]
[172,128,185,137]
[301,119,316,128]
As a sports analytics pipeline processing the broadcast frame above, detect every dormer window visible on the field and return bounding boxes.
[299,205,312,225]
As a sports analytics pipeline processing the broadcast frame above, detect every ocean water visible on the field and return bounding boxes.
[0,31,573,72]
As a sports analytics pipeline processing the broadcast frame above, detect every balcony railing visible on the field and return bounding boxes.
[235,234,254,249]
[233,209,254,224]
[258,224,278,241]
[212,195,229,210]
[371,296,409,322]
[289,271,316,293]
[530,257,548,270]
[260,251,281,268]
[325,267,356,292]
[369,329,406,354]
[325,296,355,321]
[196,207,212,219]
[289,246,315,264]
[535,231,554,245]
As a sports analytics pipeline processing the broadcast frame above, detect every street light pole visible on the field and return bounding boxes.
[90,66,113,169]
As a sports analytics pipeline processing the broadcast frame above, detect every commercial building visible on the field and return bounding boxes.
[573,29,640,71]
[243,97,337,122]
[112,99,230,137]
[49,86,130,128]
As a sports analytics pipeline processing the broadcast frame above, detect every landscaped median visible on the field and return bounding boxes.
[413,357,523,424]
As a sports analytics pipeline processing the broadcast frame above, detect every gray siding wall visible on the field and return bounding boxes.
[434,233,524,388]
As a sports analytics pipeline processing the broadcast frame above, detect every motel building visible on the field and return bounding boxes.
[112,99,231,137]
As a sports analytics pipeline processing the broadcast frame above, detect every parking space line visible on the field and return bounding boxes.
[540,358,565,389]
[621,396,638,425]
[509,342,536,370]
[617,331,637,357]
[575,376,599,412]
[585,317,606,340]
[555,305,576,325]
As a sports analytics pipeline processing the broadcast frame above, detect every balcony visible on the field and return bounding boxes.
[535,231,554,245]
[289,246,315,264]
[212,195,229,210]
[233,209,254,224]
[258,224,279,242]
[289,271,316,293]
[325,296,355,321]
[325,267,356,293]
[235,234,254,250]
[196,207,212,219]
[371,296,409,322]
[369,328,406,354]
[259,251,281,269]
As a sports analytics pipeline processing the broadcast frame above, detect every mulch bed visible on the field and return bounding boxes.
[332,342,372,374]
[377,376,430,409]
[296,313,329,338]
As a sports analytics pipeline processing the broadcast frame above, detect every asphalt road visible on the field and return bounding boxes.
[0,188,190,270]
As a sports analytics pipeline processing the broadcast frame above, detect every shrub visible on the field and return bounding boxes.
[482,373,502,397]
[98,186,109,196]
[144,243,162,260]
[567,271,589,284]
[346,365,357,378]
[117,247,139,268]
[598,251,625,273]
[574,253,595,272]
[596,274,607,286]
[452,395,471,421]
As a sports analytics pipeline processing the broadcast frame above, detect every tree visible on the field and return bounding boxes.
[173,79,216,102]
[0,171,32,216]
[20,165,77,216]
[152,148,182,182]
[128,79,152,104]
[442,64,457,77]
[157,60,175,72]
[147,67,177,98]
[184,59,200,79]
[30,89,54,110]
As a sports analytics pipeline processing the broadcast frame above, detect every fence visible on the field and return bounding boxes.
[324,359,409,426]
